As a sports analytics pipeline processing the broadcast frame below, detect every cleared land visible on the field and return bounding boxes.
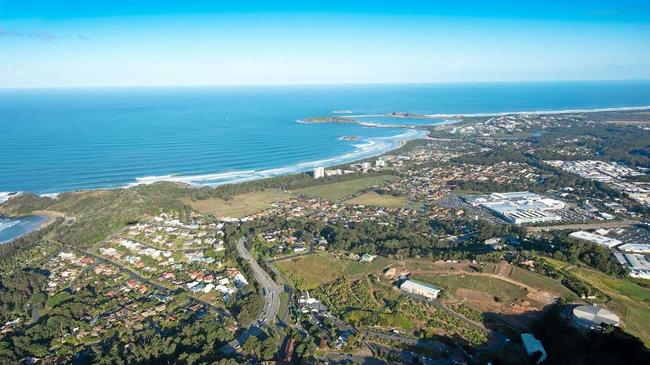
[483,262,574,299]
[344,191,408,208]
[273,252,389,290]
[413,274,528,304]
[293,175,398,201]
[182,190,292,218]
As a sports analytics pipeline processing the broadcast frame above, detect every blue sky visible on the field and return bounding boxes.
[0,1,649,87]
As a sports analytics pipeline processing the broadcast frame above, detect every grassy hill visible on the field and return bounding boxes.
[0,182,191,248]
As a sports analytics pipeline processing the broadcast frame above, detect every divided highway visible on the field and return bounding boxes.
[222,237,282,354]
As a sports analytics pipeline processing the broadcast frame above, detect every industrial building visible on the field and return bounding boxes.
[569,231,622,249]
[613,252,650,279]
[618,244,650,254]
[400,280,441,300]
[572,305,620,330]
[464,191,565,224]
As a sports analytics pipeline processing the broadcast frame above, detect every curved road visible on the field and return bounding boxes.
[221,237,282,354]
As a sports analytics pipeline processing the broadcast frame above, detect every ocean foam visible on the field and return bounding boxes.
[429,105,650,118]
[0,192,20,204]
[130,129,426,187]
[0,219,20,232]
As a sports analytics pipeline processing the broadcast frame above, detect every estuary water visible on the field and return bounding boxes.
[1,81,650,194]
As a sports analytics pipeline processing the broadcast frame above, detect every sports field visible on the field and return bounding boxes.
[344,191,409,208]
[293,175,398,201]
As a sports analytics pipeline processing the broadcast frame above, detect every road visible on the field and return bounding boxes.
[221,237,282,354]
[57,237,279,355]
[527,219,639,232]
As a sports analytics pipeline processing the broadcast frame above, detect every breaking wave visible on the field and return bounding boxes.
[130,129,426,187]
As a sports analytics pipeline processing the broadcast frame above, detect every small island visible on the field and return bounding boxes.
[386,111,435,119]
[340,135,360,141]
[299,116,355,124]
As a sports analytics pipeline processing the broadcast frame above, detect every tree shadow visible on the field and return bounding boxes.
[474,303,650,365]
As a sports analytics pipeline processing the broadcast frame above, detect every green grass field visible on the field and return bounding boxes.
[510,266,574,298]
[293,175,398,201]
[569,266,650,345]
[412,274,528,304]
[482,262,574,299]
[182,190,292,218]
[273,252,389,290]
[542,257,650,345]
[344,191,409,208]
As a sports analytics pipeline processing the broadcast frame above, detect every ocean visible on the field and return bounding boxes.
[2,81,650,195]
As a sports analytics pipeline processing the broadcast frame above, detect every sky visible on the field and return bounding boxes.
[0,1,649,88]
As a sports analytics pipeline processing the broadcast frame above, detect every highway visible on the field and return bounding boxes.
[221,237,282,354]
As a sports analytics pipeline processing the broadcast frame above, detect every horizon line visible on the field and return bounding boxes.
[1,78,649,90]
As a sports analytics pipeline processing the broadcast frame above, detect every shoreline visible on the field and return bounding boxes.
[2,104,650,199]
[127,128,428,188]
[427,105,650,118]
[0,211,62,244]
[0,129,423,197]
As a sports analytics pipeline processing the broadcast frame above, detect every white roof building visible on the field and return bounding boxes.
[400,280,441,300]
[614,252,650,279]
[464,191,565,224]
[618,244,650,254]
[569,231,622,249]
[360,253,376,262]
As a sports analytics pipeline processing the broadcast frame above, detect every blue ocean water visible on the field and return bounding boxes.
[2,81,650,194]
[0,215,49,244]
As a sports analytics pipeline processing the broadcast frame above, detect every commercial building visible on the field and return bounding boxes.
[572,305,620,330]
[400,280,441,300]
[613,252,650,279]
[464,191,565,224]
[313,166,325,179]
[521,333,547,364]
[618,244,650,254]
[569,231,622,249]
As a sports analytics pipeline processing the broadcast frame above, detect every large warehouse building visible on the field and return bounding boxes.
[400,280,441,300]
[464,191,565,224]
[569,231,622,249]
[572,305,620,330]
